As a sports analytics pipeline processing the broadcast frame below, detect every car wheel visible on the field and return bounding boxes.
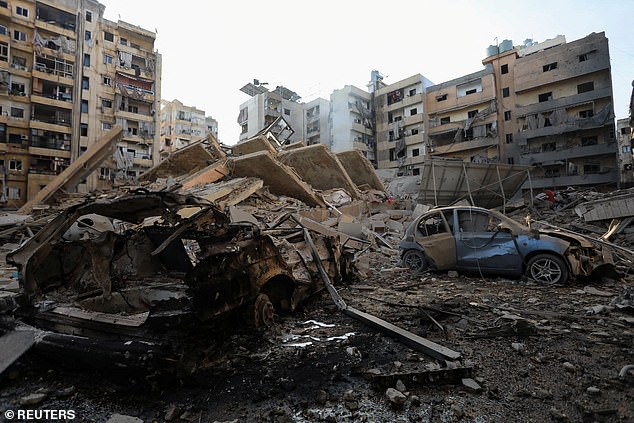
[402,250,427,273]
[526,253,568,284]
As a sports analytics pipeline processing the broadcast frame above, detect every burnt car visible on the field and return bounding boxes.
[3,191,358,370]
[399,206,615,284]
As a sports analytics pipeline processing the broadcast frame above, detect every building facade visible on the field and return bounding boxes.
[617,117,633,186]
[483,32,617,189]
[374,74,433,175]
[160,99,218,156]
[329,85,373,160]
[0,0,161,208]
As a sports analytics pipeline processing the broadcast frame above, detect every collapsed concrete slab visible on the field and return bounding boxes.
[138,141,216,183]
[336,150,385,192]
[231,151,325,207]
[231,135,278,157]
[279,144,360,199]
[179,160,229,191]
[576,191,634,222]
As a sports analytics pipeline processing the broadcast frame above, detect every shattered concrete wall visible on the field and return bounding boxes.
[336,150,385,191]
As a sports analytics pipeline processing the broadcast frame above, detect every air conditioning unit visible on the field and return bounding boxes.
[20,135,28,140]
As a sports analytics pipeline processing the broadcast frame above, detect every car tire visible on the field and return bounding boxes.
[402,250,427,273]
[526,253,568,284]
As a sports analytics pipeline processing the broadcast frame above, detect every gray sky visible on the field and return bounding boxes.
[101,0,633,145]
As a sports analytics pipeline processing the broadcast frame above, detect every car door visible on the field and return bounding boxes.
[454,209,523,273]
[413,210,457,270]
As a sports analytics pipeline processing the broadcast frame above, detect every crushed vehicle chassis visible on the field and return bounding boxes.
[3,191,357,370]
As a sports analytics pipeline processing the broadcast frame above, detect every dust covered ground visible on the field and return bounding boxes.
[1,247,633,423]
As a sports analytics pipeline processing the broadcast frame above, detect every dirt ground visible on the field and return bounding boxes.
[1,248,633,423]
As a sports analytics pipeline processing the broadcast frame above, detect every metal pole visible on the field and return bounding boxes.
[496,165,506,214]
[431,161,438,206]
[462,162,475,206]
[527,169,534,207]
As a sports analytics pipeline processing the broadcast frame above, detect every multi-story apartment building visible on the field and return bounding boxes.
[329,85,374,160]
[617,117,633,186]
[160,99,218,156]
[303,97,330,147]
[484,32,617,189]
[0,0,161,208]
[425,67,499,163]
[374,74,433,175]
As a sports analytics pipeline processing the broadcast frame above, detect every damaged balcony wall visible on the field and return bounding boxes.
[336,150,385,191]
[138,141,217,183]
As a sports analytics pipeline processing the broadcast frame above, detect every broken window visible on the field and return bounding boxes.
[104,54,113,65]
[457,210,489,233]
[410,108,417,116]
[543,62,557,72]
[98,167,111,180]
[85,30,91,41]
[104,31,114,42]
[389,148,395,161]
[102,99,112,108]
[81,100,88,113]
[103,76,111,86]
[501,64,509,74]
[413,168,420,176]
[502,87,510,98]
[11,55,26,68]
[579,109,594,118]
[15,6,27,16]
[578,50,595,62]
[411,128,419,135]
[9,159,22,170]
[80,123,88,137]
[120,37,127,45]
[418,212,448,237]
[13,30,26,42]
[507,157,515,165]
[623,146,631,153]
[412,148,420,157]
[83,54,90,67]
[85,10,92,21]
[467,110,478,119]
[10,107,24,118]
[577,81,594,94]
[82,77,89,90]
[102,122,112,130]
[0,42,7,61]
[504,110,512,121]
[7,186,20,199]
[622,127,632,135]
[581,136,598,146]
[436,94,448,102]
[387,89,403,105]
[11,82,25,95]
[542,142,556,152]
[409,88,416,96]
[538,92,552,103]
[505,133,513,144]
[440,117,450,125]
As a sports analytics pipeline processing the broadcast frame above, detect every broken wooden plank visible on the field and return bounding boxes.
[343,306,461,361]
[0,330,37,375]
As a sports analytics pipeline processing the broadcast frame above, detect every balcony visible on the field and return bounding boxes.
[516,114,613,144]
[29,145,71,158]
[35,20,75,39]
[524,170,617,189]
[429,120,463,136]
[516,88,612,118]
[31,93,73,110]
[432,136,498,155]
[519,142,617,165]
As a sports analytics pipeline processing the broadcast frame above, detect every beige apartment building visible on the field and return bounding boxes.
[329,85,374,160]
[483,32,617,189]
[0,0,161,208]
[374,74,433,174]
[425,67,499,163]
[160,99,218,156]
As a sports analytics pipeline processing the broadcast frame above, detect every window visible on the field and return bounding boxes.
[412,148,420,157]
[440,117,450,125]
[0,25,6,35]
[12,55,26,68]
[387,89,403,105]
[102,99,112,108]
[467,110,478,119]
[81,100,88,113]
[465,89,477,95]
[85,30,91,41]
[11,82,25,95]
[103,54,113,65]
[507,157,515,165]
[410,108,417,116]
[584,162,600,174]
[419,212,449,237]
[501,64,509,74]
[102,122,112,130]
[85,10,92,22]
[622,127,632,135]
[99,168,110,180]
[128,105,138,113]
[409,89,416,96]
[436,94,448,102]
[83,54,90,67]
[283,108,290,116]
[82,77,89,90]
[502,87,510,98]
[7,186,21,200]
[623,146,631,153]
[578,51,595,62]
[104,31,114,42]
[9,159,22,171]
[542,142,556,152]
[543,62,557,72]
[389,148,395,162]
[504,111,512,121]
[579,109,594,118]
[10,107,23,118]
[8,133,21,143]
[15,6,27,17]
[581,136,598,146]
[0,43,7,62]
[577,82,594,94]
[412,168,420,176]
[13,30,26,42]
[120,37,128,45]
[411,128,419,135]
[538,92,552,102]
[80,123,88,137]
[103,76,111,86]
[505,133,513,144]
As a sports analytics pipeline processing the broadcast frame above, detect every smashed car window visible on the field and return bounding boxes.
[417,212,447,237]
[458,210,489,233]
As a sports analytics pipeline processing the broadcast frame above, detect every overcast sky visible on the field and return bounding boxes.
[101,0,633,145]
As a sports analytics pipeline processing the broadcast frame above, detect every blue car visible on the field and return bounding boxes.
[399,206,615,284]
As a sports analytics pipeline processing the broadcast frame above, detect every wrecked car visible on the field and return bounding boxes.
[3,190,355,369]
[399,206,615,284]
